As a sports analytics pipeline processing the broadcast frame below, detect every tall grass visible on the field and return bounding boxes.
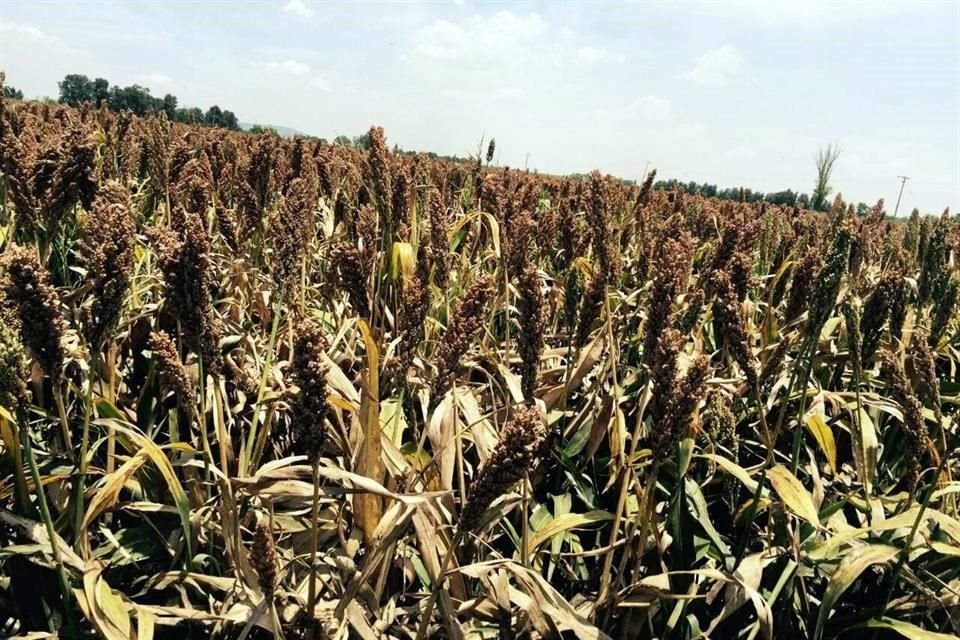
[0,82,959,639]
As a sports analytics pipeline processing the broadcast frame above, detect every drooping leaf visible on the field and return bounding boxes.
[767,465,820,526]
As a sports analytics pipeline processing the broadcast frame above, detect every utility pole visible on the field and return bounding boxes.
[894,175,909,217]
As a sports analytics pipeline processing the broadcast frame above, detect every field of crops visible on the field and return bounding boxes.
[0,79,958,639]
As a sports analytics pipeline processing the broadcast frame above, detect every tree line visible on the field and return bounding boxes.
[5,78,870,212]
[654,178,877,215]
[56,74,239,130]
[654,179,815,208]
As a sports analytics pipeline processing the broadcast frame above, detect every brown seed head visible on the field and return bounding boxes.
[367,126,393,223]
[289,320,329,463]
[427,189,450,288]
[272,176,316,292]
[0,246,65,377]
[250,520,278,601]
[148,330,196,412]
[0,320,29,414]
[882,352,930,494]
[459,405,546,532]
[517,263,546,400]
[80,180,136,346]
[433,274,495,404]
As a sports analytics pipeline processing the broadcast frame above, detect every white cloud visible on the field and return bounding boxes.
[137,73,173,89]
[887,155,915,171]
[0,21,90,58]
[679,44,745,86]
[590,95,674,127]
[577,46,607,63]
[728,0,923,26]
[258,59,310,76]
[414,11,548,62]
[491,86,524,101]
[310,76,330,91]
[282,0,313,17]
[624,95,673,120]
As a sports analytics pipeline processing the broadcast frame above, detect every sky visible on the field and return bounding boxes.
[1,0,957,214]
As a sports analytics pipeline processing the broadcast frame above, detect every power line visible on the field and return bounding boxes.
[893,175,909,217]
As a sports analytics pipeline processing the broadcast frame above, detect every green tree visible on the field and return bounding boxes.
[204,105,227,128]
[176,106,204,124]
[161,94,178,119]
[812,144,841,211]
[767,189,798,206]
[110,84,158,115]
[250,124,279,136]
[352,131,372,149]
[220,109,239,130]
[92,78,110,106]
[3,85,24,100]
[58,74,93,106]
[333,135,352,146]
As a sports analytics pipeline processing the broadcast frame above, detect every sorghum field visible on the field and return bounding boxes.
[0,78,958,640]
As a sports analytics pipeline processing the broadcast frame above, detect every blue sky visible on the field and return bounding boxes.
[1,0,957,213]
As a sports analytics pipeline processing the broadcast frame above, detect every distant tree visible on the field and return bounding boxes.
[92,78,110,106]
[204,105,224,127]
[111,84,158,115]
[176,106,204,124]
[249,124,279,136]
[161,93,178,118]
[352,131,372,149]
[797,193,810,208]
[3,85,24,100]
[220,109,239,130]
[55,72,243,129]
[812,144,841,211]
[855,202,870,217]
[766,189,797,206]
[58,74,93,106]
[333,135,352,146]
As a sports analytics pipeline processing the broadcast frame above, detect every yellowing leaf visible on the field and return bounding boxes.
[355,318,384,545]
[767,465,820,526]
[81,569,133,640]
[96,414,193,565]
[698,453,761,494]
[814,544,898,639]
[390,241,415,283]
[380,398,407,448]
[804,413,837,471]
[82,451,149,553]
[526,510,614,556]
[543,334,604,410]
[136,607,155,640]
[862,617,959,640]
[856,408,878,494]
[97,576,132,638]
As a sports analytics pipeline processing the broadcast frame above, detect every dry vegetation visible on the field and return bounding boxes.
[0,75,959,639]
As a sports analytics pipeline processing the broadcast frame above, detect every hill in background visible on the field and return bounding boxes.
[239,121,306,138]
